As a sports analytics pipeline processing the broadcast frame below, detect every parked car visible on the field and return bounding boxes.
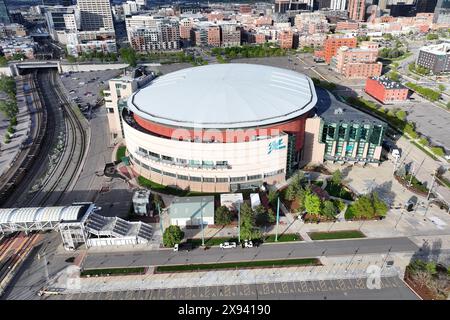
[242,240,253,248]
[173,244,179,252]
[219,242,236,249]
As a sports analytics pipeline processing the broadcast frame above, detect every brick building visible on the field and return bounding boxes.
[323,35,357,64]
[278,30,293,49]
[365,76,409,104]
[332,45,382,79]
[207,25,220,47]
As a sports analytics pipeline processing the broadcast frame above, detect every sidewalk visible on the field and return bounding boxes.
[45,253,402,294]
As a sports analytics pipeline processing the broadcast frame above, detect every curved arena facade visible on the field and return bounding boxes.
[123,63,318,192]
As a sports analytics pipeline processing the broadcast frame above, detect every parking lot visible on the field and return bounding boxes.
[45,277,417,300]
[60,69,122,120]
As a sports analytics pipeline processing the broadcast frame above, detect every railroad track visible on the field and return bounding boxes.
[21,70,87,207]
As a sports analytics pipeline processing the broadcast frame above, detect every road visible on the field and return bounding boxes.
[42,276,418,300]
[83,237,419,269]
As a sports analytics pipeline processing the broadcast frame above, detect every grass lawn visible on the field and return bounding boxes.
[137,176,219,197]
[116,146,126,162]
[324,183,353,200]
[411,141,439,161]
[81,267,145,277]
[308,230,366,240]
[155,258,321,273]
[264,233,303,242]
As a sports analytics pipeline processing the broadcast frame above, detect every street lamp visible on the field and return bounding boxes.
[275,197,280,242]
[237,202,241,244]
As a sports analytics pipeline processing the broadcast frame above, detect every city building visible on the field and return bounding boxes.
[434,0,450,24]
[336,21,359,31]
[169,196,215,227]
[128,19,180,52]
[278,30,294,49]
[77,0,114,31]
[274,0,312,13]
[302,88,386,166]
[348,0,366,21]
[0,37,36,59]
[416,43,450,74]
[220,23,241,47]
[330,0,347,10]
[44,5,80,43]
[332,43,382,79]
[104,68,154,142]
[0,0,10,24]
[0,23,27,37]
[294,12,330,34]
[207,25,221,47]
[123,64,318,192]
[322,35,357,64]
[365,76,409,104]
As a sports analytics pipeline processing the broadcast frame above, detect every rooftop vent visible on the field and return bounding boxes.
[334,107,344,115]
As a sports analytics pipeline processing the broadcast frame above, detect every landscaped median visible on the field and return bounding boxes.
[80,267,146,277]
[308,230,366,241]
[155,258,321,273]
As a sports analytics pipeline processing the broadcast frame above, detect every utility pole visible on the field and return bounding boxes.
[275,197,280,242]
[200,201,205,247]
[408,162,415,187]
[427,170,436,201]
[237,202,241,244]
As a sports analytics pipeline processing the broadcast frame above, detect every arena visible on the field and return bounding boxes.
[122,63,318,192]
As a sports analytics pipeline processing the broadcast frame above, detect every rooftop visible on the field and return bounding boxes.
[128,63,317,129]
[420,43,450,55]
[315,87,385,126]
[169,196,215,219]
[369,76,406,90]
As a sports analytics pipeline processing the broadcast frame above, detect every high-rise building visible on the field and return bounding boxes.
[434,0,450,23]
[330,0,347,10]
[274,0,312,13]
[416,0,437,13]
[42,0,73,5]
[348,0,366,21]
[77,0,114,31]
[0,0,10,24]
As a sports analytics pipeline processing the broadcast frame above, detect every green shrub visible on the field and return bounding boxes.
[395,110,407,121]
[431,146,445,157]
[418,137,429,146]
[404,122,418,139]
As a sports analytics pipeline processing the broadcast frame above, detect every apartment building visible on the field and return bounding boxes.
[348,0,365,22]
[77,0,114,31]
[278,30,293,49]
[323,35,357,64]
[365,76,409,104]
[332,44,382,79]
[221,24,241,47]
[294,12,329,35]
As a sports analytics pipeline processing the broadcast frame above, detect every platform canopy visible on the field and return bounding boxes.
[0,205,91,234]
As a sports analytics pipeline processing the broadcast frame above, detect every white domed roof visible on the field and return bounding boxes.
[128,63,317,129]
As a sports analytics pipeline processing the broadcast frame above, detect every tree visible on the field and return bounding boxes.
[321,200,337,218]
[152,193,164,210]
[304,190,321,216]
[215,205,232,225]
[239,203,261,240]
[426,33,439,41]
[267,190,278,208]
[120,47,137,67]
[349,192,388,219]
[255,205,275,226]
[162,225,184,247]
[438,84,446,92]
[331,169,342,186]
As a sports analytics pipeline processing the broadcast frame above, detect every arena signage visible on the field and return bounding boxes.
[268,138,286,154]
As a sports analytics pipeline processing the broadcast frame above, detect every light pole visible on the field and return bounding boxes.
[200,201,205,247]
[237,202,241,244]
[275,197,280,242]
[427,170,436,201]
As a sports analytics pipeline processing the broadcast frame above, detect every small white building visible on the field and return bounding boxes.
[220,193,243,211]
[250,193,261,210]
[132,189,151,216]
[169,196,214,227]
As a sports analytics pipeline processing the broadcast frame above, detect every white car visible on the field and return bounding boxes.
[173,244,179,252]
[219,242,237,249]
[243,240,253,248]
[444,154,450,161]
